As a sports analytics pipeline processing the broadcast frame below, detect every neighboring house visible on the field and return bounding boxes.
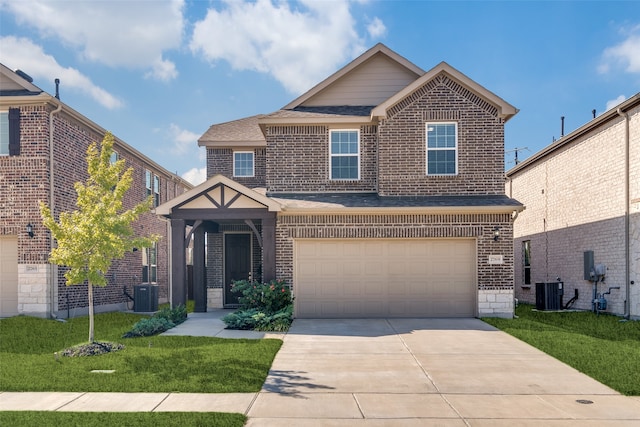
[0,64,192,318]
[506,94,639,318]
[156,43,523,318]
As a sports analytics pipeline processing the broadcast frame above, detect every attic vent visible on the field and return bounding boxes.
[15,69,33,83]
[424,111,461,121]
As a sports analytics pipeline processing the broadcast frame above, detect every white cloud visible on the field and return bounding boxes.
[168,123,200,154]
[0,36,123,109]
[182,167,207,186]
[600,25,640,75]
[367,17,386,38]
[2,0,184,81]
[605,95,627,111]
[190,0,372,94]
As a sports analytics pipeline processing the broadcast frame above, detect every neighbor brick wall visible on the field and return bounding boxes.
[0,103,189,317]
[508,105,640,315]
[378,74,506,196]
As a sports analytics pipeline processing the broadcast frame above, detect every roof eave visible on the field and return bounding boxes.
[197,139,266,148]
[278,204,524,215]
[506,92,640,177]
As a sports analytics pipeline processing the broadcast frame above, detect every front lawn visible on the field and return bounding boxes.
[483,304,640,395]
[0,412,246,427]
[0,312,281,393]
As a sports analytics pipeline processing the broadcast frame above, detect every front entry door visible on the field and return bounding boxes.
[224,233,252,306]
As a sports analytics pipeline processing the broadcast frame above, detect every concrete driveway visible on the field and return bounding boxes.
[246,318,640,426]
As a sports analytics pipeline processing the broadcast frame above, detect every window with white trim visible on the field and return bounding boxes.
[426,122,457,175]
[330,129,360,180]
[233,151,254,177]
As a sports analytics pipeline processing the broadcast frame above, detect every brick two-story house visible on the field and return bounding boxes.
[0,64,192,318]
[506,93,639,318]
[157,44,523,318]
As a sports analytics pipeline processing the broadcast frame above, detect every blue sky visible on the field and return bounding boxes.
[1,0,638,185]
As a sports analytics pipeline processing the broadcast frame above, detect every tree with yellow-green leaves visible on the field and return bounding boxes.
[40,132,159,343]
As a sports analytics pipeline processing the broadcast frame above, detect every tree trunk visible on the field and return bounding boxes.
[88,281,94,343]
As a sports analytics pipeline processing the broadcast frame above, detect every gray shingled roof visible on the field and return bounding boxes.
[263,105,374,120]
[198,114,266,144]
[266,192,523,209]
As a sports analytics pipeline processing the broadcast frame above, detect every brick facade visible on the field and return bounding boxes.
[378,75,505,196]
[264,125,378,193]
[207,147,266,188]
[507,100,639,317]
[0,101,190,318]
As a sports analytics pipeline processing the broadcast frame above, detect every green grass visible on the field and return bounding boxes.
[0,411,246,427]
[0,312,282,393]
[483,304,640,395]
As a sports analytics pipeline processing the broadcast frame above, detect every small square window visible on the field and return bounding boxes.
[234,151,254,177]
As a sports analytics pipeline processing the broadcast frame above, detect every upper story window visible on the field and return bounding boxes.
[0,112,8,155]
[330,129,360,180]
[145,169,160,206]
[233,151,254,177]
[426,122,457,175]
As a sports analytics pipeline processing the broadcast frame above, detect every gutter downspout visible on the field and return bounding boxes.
[617,107,630,319]
[49,101,62,318]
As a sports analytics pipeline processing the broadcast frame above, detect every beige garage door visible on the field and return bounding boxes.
[295,239,476,318]
[0,236,19,317]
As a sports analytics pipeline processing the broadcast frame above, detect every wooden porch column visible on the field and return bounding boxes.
[193,225,207,312]
[170,219,186,308]
[262,214,276,282]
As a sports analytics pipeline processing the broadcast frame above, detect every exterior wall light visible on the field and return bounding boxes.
[493,226,500,241]
[26,223,34,238]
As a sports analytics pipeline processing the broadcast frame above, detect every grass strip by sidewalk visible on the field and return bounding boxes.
[0,312,281,393]
[0,411,246,427]
[483,304,640,395]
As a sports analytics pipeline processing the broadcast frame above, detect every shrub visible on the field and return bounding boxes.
[223,281,293,331]
[155,304,187,325]
[231,279,292,313]
[222,306,293,332]
[122,304,186,338]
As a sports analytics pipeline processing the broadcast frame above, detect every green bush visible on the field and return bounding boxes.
[231,279,292,312]
[122,304,187,338]
[222,306,293,332]
[223,280,293,331]
[123,317,174,338]
[155,304,187,325]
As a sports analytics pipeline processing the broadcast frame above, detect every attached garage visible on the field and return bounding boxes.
[294,238,476,318]
[0,236,19,318]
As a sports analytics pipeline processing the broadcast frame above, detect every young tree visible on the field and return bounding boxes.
[40,132,158,343]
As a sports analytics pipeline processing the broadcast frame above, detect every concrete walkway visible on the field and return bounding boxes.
[2,314,640,426]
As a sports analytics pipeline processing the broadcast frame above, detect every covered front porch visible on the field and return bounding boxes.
[155,175,280,312]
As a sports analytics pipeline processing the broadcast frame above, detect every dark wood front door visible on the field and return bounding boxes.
[224,233,251,306]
